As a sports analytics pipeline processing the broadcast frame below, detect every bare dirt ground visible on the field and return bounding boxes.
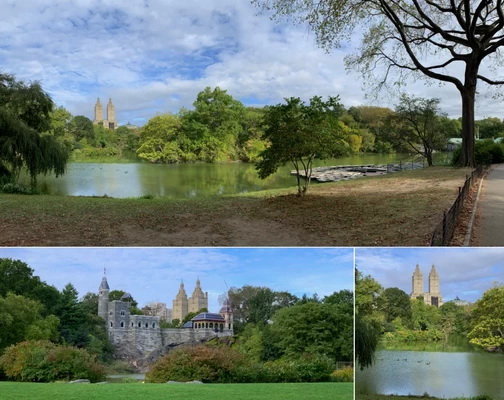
[0,167,472,247]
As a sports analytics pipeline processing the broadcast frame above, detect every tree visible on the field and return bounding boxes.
[468,285,504,350]
[411,298,441,331]
[69,115,94,143]
[355,269,383,316]
[0,73,69,185]
[476,117,504,138]
[355,314,380,369]
[136,114,184,163]
[0,258,61,315]
[54,283,88,347]
[381,287,413,323]
[0,293,59,351]
[393,95,449,166]
[256,96,346,196]
[181,308,208,325]
[271,302,353,361]
[254,1,504,167]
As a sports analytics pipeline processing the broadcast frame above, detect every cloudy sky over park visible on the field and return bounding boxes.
[356,248,504,303]
[0,247,353,311]
[2,0,504,126]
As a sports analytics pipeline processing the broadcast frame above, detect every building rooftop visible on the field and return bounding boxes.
[191,312,225,322]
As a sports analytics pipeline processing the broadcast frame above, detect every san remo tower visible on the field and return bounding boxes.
[410,264,443,307]
[93,98,118,130]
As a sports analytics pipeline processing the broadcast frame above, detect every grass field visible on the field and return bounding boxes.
[0,382,352,400]
[0,166,472,246]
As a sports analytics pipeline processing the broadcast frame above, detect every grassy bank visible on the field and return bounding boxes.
[0,382,352,400]
[0,166,471,246]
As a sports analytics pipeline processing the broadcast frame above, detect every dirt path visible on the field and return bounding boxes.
[0,167,472,247]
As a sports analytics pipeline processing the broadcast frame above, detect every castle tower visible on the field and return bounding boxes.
[411,264,424,299]
[189,278,208,313]
[98,270,110,323]
[428,265,443,307]
[106,98,117,130]
[172,281,188,322]
[219,297,233,331]
[93,98,104,125]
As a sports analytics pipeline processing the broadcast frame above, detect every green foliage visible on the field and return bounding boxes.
[355,314,380,370]
[468,286,504,350]
[0,293,60,351]
[381,287,412,323]
[382,329,444,343]
[256,96,346,196]
[393,95,449,166]
[0,340,105,382]
[330,367,354,382]
[0,258,61,315]
[476,117,504,139]
[452,140,504,165]
[0,182,38,195]
[270,301,353,362]
[182,308,208,325]
[146,345,334,383]
[69,116,94,143]
[355,269,383,316]
[0,73,70,186]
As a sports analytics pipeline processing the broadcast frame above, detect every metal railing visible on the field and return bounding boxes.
[430,165,486,246]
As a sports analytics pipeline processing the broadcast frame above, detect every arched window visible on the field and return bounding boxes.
[220,324,223,332]
[120,311,125,316]
[110,321,113,327]
[145,322,148,328]
[209,323,213,329]
[138,322,141,328]
[131,322,134,327]
[120,321,124,328]
[205,323,208,329]
[152,323,156,328]
[109,311,113,315]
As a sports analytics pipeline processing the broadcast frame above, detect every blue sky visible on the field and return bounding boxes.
[1,1,504,126]
[0,247,353,312]
[356,248,504,303]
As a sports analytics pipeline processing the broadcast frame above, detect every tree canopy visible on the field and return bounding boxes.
[254,0,504,167]
[0,73,69,185]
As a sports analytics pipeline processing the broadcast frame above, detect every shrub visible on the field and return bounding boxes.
[452,140,504,165]
[146,345,247,383]
[0,340,106,382]
[331,367,354,382]
[1,183,38,195]
[146,345,334,383]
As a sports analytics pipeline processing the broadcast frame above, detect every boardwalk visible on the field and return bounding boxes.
[474,164,504,246]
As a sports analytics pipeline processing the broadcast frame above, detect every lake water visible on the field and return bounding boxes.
[21,153,439,199]
[356,349,504,399]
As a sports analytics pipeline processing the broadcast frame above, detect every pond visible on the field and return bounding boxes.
[20,153,446,199]
[356,349,504,399]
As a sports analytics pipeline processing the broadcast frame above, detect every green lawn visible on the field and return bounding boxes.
[0,382,352,400]
[358,395,492,400]
[0,166,472,246]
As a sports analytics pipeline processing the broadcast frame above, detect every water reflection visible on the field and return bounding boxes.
[21,154,420,199]
[356,350,504,399]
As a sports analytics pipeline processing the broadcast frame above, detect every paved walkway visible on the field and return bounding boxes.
[475,164,504,246]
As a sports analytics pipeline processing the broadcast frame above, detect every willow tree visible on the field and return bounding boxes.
[254,0,504,167]
[0,73,69,186]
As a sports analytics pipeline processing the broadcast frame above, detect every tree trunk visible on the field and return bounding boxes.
[458,65,478,168]
[425,149,433,166]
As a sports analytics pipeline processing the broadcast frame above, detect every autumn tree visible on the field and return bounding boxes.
[254,0,504,167]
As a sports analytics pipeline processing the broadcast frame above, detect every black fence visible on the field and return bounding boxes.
[430,165,486,246]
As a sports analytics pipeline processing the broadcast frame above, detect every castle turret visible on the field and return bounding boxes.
[93,98,103,125]
[98,270,110,323]
[189,278,208,313]
[411,264,424,299]
[219,298,233,331]
[172,281,188,322]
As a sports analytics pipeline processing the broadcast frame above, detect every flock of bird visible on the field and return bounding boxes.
[379,358,431,365]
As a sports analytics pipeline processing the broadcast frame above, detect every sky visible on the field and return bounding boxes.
[356,248,504,303]
[0,247,353,311]
[1,1,504,126]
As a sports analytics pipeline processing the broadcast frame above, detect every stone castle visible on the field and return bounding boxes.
[93,98,118,130]
[98,273,233,369]
[410,264,443,307]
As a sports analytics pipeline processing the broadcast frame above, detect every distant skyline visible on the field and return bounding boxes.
[1,1,504,126]
[356,248,504,303]
[0,247,353,312]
